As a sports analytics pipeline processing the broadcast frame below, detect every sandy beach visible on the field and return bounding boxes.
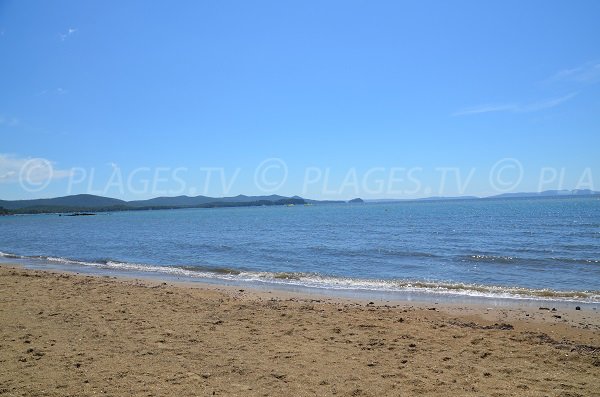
[0,265,598,396]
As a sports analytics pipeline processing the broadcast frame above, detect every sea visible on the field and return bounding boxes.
[1,196,599,306]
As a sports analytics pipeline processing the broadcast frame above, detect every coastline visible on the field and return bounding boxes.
[2,253,599,308]
[1,265,598,396]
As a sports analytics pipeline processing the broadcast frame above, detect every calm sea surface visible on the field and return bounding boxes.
[1,197,599,302]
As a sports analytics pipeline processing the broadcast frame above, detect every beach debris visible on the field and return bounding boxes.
[25,347,44,359]
[575,306,581,310]
[539,307,550,311]
[449,321,513,330]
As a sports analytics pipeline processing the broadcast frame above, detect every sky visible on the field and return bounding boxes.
[1,0,599,200]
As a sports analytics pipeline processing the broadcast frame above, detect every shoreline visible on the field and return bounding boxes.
[2,255,599,309]
[2,263,599,331]
[1,265,598,396]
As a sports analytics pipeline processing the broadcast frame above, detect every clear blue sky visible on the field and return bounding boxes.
[1,1,599,200]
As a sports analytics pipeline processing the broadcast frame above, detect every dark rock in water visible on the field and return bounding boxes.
[66,213,96,217]
[575,306,581,310]
[348,198,364,203]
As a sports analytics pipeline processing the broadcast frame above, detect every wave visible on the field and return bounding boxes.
[0,252,21,259]
[460,254,600,266]
[549,257,600,265]
[1,250,599,302]
[459,254,521,264]
[0,251,242,277]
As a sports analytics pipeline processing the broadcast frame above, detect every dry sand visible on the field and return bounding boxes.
[0,265,599,396]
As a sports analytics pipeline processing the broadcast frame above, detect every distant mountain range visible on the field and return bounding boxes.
[0,194,351,214]
[366,189,600,203]
[0,189,597,215]
[489,189,600,199]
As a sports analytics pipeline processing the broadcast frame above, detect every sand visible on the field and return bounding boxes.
[0,265,598,396]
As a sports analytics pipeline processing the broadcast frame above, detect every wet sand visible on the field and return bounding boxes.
[0,265,598,396]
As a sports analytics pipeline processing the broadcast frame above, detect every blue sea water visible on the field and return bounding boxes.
[1,197,599,303]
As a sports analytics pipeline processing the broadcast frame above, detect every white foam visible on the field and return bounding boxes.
[2,250,599,302]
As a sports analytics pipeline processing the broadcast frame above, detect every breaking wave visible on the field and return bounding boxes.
[1,250,598,303]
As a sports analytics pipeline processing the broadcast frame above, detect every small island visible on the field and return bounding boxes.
[348,198,364,203]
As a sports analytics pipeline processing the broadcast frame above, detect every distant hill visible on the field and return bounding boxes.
[489,189,600,199]
[0,193,330,214]
[126,194,294,207]
[220,194,290,203]
[365,189,599,203]
[127,195,215,207]
[0,194,127,210]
